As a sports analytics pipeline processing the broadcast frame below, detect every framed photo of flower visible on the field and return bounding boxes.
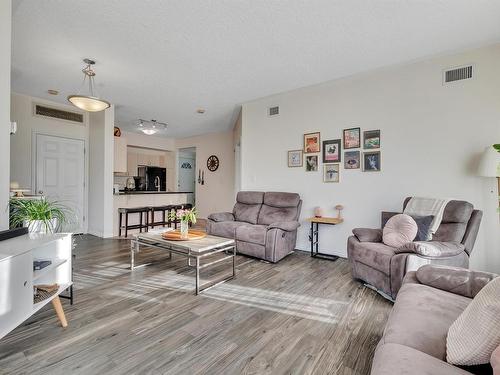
[323,164,340,183]
[343,127,361,149]
[322,139,341,163]
[363,151,381,172]
[288,150,303,167]
[344,150,360,169]
[364,130,380,149]
[305,155,319,171]
[304,132,321,154]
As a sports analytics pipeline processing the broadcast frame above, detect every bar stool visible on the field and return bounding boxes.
[118,207,150,237]
[150,205,175,229]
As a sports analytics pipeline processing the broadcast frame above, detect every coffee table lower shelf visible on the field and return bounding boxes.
[131,233,236,295]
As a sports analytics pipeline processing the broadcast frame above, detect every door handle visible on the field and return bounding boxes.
[38,190,44,195]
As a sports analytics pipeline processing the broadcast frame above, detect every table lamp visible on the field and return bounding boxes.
[478,145,500,206]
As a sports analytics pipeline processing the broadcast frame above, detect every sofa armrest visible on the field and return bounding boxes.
[416,265,498,298]
[352,228,383,243]
[395,241,465,257]
[207,212,234,222]
[268,221,300,232]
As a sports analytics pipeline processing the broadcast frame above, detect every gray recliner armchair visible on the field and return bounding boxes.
[207,191,302,263]
[347,197,483,299]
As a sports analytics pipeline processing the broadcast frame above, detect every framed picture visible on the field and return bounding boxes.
[343,127,361,149]
[288,150,303,167]
[304,132,321,153]
[344,150,360,169]
[323,164,340,183]
[363,151,381,172]
[322,139,341,163]
[305,155,319,171]
[364,130,380,149]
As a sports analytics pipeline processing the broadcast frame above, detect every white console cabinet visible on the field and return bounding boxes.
[0,233,72,340]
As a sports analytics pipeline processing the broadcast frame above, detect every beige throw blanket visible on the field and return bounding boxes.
[403,197,450,235]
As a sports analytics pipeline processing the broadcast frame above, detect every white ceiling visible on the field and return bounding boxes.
[11,0,500,138]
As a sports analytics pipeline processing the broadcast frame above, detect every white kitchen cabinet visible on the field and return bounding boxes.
[114,137,128,173]
[127,150,138,176]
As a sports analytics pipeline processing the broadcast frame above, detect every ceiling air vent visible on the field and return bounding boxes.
[35,104,84,123]
[268,106,279,117]
[443,65,473,84]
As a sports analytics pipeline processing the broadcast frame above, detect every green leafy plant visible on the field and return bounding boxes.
[494,144,500,152]
[9,198,69,233]
[168,207,197,224]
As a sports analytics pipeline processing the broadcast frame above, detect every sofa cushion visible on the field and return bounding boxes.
[372,343,472,375]
[411,215,434,241]
[233,202,262,224]
[382,283,470,361]
[447,276,500,366]
[258,205,298,225]
[236,225,267,246]
[236,191,264,205]
[382,214,418,248]
[349,240,395,275]
[263,192,300,207]
[352,228,383,243]
[208,221,248,239]
[396,241,465,257]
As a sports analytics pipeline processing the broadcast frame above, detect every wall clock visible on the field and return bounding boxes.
[207,155,219,172]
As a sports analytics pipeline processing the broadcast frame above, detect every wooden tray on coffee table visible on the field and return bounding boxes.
[161,229,207,241]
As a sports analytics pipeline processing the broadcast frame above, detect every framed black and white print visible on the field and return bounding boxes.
[322,139,341,163]
[323,164,340,183]
[363,151,381,172]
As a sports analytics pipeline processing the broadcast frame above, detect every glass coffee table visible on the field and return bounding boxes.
[130,232,236,295]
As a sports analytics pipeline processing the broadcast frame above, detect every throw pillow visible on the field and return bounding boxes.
[410,215,434,241]
[382,214,418,248]
[447,277,500,366]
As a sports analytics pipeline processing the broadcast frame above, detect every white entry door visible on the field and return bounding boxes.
[35,134,85,233]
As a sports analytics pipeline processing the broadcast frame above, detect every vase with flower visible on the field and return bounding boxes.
[169,207,197,239]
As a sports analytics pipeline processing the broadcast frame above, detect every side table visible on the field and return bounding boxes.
[307,217,344,261]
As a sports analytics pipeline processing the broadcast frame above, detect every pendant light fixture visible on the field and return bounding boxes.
[67,58,111,112]
[138,119,167,135]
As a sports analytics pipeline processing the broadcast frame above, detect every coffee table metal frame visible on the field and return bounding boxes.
[130,233,236,295]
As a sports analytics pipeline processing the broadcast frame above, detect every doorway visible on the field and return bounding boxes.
[177,147,196,206]
[35,134,86,233]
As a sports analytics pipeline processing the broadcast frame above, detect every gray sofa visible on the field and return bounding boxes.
[348,197,483,299]
[372,265,498,375]
[207,191,302,263]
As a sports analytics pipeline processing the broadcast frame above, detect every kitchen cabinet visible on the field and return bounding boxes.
[127,151,138,176]
[114,137,128,173]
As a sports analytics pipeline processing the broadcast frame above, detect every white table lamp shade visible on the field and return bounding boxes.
[477,146,500,177]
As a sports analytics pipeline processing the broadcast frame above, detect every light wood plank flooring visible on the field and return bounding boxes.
[0,235,392,375]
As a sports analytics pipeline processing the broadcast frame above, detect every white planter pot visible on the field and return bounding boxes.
[24,219,58,234]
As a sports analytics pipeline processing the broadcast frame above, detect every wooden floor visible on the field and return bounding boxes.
[0,235,392,375]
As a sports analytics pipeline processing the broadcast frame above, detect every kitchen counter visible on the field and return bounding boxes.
[116,191,193,195]
[113,192,194,237]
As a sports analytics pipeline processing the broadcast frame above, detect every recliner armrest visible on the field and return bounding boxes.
[415,265,498,298]
[352,228,383,243]
[268,221,300,232]
[395,241,465,257]
[207,212,234,222]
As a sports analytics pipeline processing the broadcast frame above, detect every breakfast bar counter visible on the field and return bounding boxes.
[113,192,193,237]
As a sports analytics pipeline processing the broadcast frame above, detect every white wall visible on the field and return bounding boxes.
[175,130,235,218]
[0,0,11,230]
[241,44,500,273]
[88,107,114,237]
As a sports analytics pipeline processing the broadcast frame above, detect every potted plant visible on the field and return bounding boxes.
[169,207,197,239]
[9,198,69,234]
